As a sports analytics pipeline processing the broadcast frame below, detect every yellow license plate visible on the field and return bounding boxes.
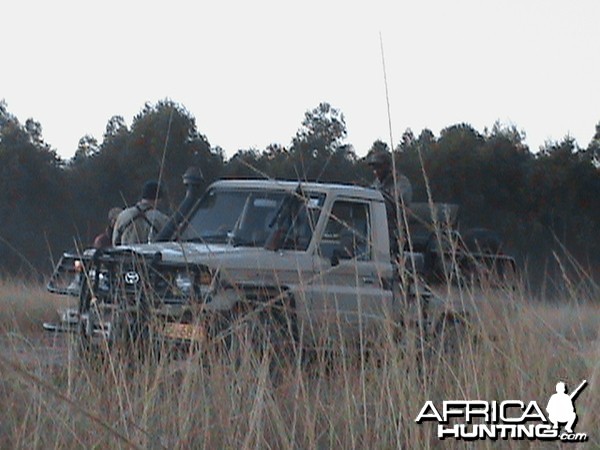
[161,322,206,342]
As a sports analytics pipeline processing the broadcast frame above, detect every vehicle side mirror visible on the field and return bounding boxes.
[330,245,352,267]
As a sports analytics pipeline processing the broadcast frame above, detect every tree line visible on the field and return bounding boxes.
[1,99,599,288]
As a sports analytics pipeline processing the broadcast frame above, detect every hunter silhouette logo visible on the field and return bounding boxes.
[415,379,589,442]
[546,380,586,434]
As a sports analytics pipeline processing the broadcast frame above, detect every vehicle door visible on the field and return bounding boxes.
[308,198,393,343]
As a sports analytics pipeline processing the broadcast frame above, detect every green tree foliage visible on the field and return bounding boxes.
[397,121,600,276]
[0,101,71,275]
[65,100,225,247]
[0,98,599,288]
[259,144,295,179]
[110,100,221,205]
[531,138,600,259]
[585,122,600,167]
[287,102,357,182]
[72,134,99,165]
[223,149,266,178]
[222,103,358,182]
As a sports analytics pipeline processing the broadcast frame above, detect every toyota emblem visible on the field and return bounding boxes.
[124,271,140,285]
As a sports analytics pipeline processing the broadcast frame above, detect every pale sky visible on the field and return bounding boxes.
[3,0,599,160]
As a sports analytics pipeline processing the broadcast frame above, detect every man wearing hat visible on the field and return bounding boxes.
[367,150,413,204]
[112,180,169,246]
[367,149,413,255]
[93,207,123,249]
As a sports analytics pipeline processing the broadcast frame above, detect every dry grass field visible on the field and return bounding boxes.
[0,272,598,449]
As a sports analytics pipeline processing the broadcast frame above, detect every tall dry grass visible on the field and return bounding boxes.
[0,270,598,449]
[0,278,74,334]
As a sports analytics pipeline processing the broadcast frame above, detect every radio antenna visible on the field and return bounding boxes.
[380,31,426,385]
[379,31,396,156]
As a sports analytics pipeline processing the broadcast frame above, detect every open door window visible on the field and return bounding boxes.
[318,200,371,263]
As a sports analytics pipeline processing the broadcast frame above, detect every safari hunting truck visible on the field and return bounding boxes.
[46,168,515,354]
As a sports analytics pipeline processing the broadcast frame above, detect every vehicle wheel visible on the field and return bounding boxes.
[73,310,141,364]
[425,233,463,285]
[433,314,468,355]
[74,323,101,364]
[217,296,299,371]
[110,310,152,360]
[461,228,502,254]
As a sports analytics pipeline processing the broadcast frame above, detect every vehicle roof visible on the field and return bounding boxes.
[209,178,384,201]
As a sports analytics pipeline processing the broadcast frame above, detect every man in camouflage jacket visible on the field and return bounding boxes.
[112,181,169,246]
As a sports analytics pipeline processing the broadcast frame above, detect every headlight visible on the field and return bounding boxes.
[175,272,194,296]
[98,272,110,292]
[156,266,213,299]
[198,270,212,285]
[88,269,111,292]
[66,273,83,296]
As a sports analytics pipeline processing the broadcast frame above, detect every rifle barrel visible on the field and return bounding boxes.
[569,380,587,400]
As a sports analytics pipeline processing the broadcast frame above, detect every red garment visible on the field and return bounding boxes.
[93,228,112,249]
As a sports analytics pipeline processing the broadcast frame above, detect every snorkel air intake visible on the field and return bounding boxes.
[156,166,204,241]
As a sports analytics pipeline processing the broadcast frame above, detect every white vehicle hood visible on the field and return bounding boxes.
[111,241,313,285]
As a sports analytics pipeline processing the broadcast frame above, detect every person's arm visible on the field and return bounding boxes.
[148,211,170,242]
[112,215,124,246]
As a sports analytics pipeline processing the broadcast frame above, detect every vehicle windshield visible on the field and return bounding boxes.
[264,188,325,252]
[180,188,287,246]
